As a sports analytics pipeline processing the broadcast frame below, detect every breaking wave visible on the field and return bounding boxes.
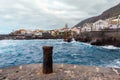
[0,39,120,68]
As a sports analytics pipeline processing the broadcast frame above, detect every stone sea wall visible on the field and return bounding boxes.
[75,30,120,47]
[89,30,120,40]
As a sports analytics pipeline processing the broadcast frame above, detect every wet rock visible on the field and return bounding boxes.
[91,38,103,46]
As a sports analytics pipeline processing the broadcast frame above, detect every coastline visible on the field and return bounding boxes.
[75,30,120,47]
[0,34,62,40]
[0,64,120,80]
[1,30,120,47]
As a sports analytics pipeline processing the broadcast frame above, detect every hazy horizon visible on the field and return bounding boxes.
[0,0,120,34]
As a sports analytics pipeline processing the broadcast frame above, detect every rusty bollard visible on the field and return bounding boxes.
[42,46,53,74]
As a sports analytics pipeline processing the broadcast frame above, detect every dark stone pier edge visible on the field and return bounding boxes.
[42,46,53,74]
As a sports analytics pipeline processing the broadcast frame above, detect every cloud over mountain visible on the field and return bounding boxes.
[0,0,119,33]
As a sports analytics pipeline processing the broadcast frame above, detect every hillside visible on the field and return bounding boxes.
[74,3,120,27]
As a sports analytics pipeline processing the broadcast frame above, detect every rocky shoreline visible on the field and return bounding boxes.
[75,36,120,47]
[0,34,62,40]
[0,64,120,80]
[1,30,120,47]
[75,30,120,47]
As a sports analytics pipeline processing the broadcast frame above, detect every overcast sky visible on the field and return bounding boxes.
[0,0,120,34]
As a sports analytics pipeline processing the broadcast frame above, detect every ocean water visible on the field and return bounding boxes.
[0,39,120,68]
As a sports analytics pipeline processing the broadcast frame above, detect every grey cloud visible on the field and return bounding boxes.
[0,0,120,33]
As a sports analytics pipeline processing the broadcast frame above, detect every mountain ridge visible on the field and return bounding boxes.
[74,3,120,27]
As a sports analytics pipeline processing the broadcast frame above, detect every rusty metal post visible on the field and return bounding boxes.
[42,46,53,74]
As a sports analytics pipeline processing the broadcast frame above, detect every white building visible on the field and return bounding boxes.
[71,27,81,34]
[93,19,109,31]
[33,30,44,36]
[81,23,92,32]
[80,15,120,32]
[109,17,120,29]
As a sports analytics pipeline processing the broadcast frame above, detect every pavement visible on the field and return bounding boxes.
[0,64,120,80]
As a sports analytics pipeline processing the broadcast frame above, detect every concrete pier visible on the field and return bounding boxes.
[0,64,120,80]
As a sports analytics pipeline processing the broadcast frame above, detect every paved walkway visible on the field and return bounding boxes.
[0,64,120,80]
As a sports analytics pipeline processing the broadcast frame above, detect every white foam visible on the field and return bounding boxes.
[71,40,76,43]
[59,41,68,44]
[80,42,92,47]
[106,59,120,68]
[101,45,120,49]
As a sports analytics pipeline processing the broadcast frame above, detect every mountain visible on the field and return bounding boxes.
[74,3,120,27]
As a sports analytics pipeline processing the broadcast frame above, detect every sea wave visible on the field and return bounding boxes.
[105,59,120,68]
[101,45,120,50]
[0,40,120,68]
